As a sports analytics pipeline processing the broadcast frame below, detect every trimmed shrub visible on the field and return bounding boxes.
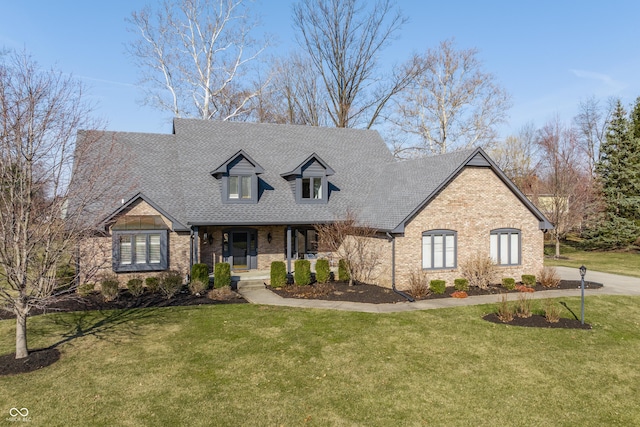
[502,277,516,290]
[521,274,536,287]
[159,270,183,299]
[315,259,331,284]
[294,259,312,286]
[145,276,160,293]
[188,279,207,296]
[56,263,76,291]
[338,259,350,282]
[429,279,446,295]
[454,278,469,292]
[77,282,95,297]
[191,263,210,286]
[539,266,560,288]
[460,253,497,290]
[270,261,287,288]
[100,276,119,302]
[214,262,231,289]
[127,277,144,297]
[408,270,430,298]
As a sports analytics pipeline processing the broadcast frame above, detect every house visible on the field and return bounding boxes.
[72,119,553,289]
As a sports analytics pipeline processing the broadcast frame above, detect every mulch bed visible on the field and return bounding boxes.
[0,287,246,376]
[268,279,602,304]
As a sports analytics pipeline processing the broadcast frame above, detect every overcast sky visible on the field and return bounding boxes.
[2,0,639,138]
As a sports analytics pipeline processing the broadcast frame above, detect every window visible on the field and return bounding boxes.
[302,177,323,199]
[229,175,252,199]
[490,229,521,266]
[422,230,456,269]
[113,230,168,272]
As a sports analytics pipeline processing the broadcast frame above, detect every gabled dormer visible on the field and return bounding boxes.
[281,153,335,204]
[211,150,264,204]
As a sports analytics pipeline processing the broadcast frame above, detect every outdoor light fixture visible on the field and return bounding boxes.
[203,232,208,244]
[208,234,214,245]
[267,233,272,243]
[579,265,587,325]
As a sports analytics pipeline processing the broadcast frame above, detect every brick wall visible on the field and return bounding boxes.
[392,166,544,290]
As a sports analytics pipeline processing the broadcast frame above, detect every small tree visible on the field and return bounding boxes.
[314,211,382,286]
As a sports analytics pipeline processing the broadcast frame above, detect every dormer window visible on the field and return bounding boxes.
[211,150,264,204]
[281,153,335,204]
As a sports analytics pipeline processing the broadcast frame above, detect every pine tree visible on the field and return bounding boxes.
[585,99,640,249]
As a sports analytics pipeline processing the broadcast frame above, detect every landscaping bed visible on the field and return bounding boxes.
[268,279,602,304]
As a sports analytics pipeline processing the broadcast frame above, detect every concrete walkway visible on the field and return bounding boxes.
[235,266,640,313]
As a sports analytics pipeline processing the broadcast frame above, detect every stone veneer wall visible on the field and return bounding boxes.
[391,167,544,290]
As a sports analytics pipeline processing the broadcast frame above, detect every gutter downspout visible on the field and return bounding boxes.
[386,232,414,302]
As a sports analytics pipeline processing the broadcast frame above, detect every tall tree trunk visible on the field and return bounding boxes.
[15,302,29,359]
[555,234,561,259]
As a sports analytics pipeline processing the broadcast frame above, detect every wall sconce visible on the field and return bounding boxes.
[203,232,208,244]
[208,234,214,245]
[267,232,272,243]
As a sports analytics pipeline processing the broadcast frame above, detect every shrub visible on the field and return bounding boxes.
[188,279,207,296]
[294,259,312,286]
[214,263,231,289]
[270,261,287,288]
[315,259,331,284]
[497,294,514,322]
[191,263,210,286]
[454,278,469,292]
[502,277,516,290]
[77,282,95,297]
[159,270,183,299]
[145,276,160,293]
[515,284,535,293]
[338,259,350,282]
[543,299,562,323]
[100,276,120,302]
[429,279,446,295]
[407,270,430,298]
[127,277,144,297]
[521,274,536,287]
[538,266,560,288]
[451,290,468,298]
[460,253,497,290]
[56,263,76,290]
[515,293,533,318]
[207,286,237,301]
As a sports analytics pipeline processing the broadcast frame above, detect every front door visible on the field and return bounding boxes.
[231,231,248,269]
[223,229,257,269]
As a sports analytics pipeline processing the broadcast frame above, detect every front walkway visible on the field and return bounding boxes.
[235,267,640,313]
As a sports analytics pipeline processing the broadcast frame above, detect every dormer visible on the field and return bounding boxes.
[211,150,264,204]
[281,153,335,204]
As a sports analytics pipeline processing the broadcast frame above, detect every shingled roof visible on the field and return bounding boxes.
[74,118,552,232]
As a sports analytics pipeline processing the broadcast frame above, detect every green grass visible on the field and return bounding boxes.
[2,298,640,426]
[545,243,640,277]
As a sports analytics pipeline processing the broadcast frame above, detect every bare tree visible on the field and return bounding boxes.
[573,96,614,177]
[534,118,591,258]
[127,0,268,121]
[392,39,511,155]
[490,123,538,191]
[0,51,128,359]
[314,211,382,286]
[293,0,419,128]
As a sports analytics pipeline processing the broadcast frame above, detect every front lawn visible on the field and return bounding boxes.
[2,297,640,426]
[545,244,640,278]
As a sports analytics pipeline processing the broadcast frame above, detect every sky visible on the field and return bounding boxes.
[1,0,639,139]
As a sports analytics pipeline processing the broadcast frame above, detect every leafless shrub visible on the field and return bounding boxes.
[459,253,497,290]
[497,294,514,322]
[188,279,208,296]
[315,210,383,286]
[543,299,563,323]
[539,266,561,288]
[407,270,430,299]
[207,286,238,301]
[515,293,533,318]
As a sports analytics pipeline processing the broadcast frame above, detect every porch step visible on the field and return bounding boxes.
[235,279,267,289]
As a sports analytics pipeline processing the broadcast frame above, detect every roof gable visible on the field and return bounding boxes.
[211,149,265,177]
[281,153,335,178]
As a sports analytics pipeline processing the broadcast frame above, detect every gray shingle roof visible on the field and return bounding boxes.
[75,119,552,232]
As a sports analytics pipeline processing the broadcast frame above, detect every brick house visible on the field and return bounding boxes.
[72,119,552,290]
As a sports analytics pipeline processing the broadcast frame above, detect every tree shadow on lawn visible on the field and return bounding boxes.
[1,306,162,376]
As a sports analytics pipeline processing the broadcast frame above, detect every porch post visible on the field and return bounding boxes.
[192,226,199,264]
[286,225,292,274]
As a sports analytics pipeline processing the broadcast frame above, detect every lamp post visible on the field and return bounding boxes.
[579,265,587,325]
